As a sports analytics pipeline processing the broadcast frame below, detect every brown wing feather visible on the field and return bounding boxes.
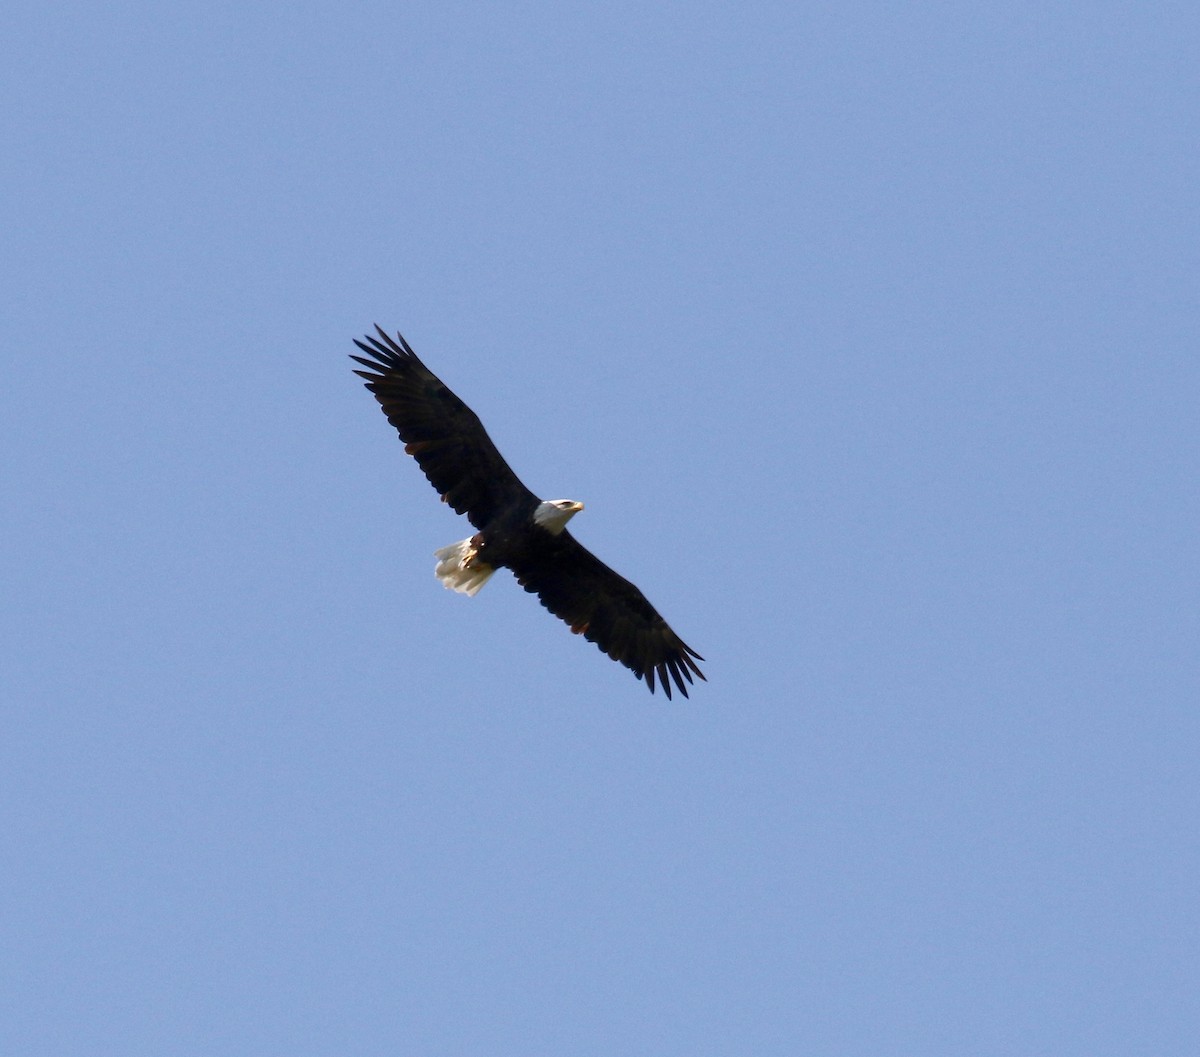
[351,327,537,528]
[507,532,706,699]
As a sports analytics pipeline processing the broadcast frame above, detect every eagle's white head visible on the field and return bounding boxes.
[533,499,585,535]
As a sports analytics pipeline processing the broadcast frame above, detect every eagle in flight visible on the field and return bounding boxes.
[351,327,705,699]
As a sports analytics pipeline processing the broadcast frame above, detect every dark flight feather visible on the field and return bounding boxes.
[505,536,706,699]
[352,326,537,529]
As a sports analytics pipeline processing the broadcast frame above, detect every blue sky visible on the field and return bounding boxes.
[3,2,1196,1053]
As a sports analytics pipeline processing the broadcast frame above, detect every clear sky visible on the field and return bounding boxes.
[3,2,1196,1054]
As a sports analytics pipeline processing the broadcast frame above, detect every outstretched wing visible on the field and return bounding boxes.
[506,532,706,699]
[351,327,537,528]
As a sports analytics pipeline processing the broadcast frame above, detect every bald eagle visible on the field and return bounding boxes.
[351,326,705,699]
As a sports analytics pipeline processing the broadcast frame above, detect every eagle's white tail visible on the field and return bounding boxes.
[433,538,495,596]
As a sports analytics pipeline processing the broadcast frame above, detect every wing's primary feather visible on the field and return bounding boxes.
[351,327,537,528]
[506,533,706,699]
